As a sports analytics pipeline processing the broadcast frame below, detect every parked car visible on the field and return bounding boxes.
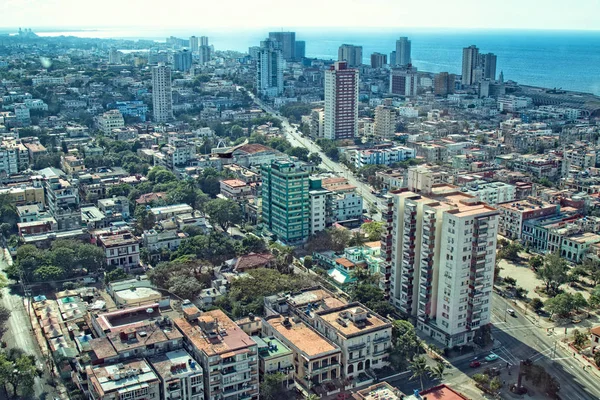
[469,360,481,368]
[485,353,499,362]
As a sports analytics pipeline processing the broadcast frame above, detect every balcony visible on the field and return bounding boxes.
[373,335,390,344]
[348,342,366,351]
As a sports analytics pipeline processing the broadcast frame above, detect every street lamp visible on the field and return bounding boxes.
[504,308,507,322]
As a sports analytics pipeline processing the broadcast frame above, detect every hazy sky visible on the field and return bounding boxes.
[4,0,600,31]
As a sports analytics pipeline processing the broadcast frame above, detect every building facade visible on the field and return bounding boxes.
[152,63,174,123]
[338,44,363,67]
[389,66,418,97]
[324,61,359,140]
[256,39,284,98]
[394,37,411,67]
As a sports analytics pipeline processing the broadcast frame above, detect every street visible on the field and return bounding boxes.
[251,95,382,221]
[0,253,55,399]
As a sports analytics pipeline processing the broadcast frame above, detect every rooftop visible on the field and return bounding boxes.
[98,231,138,247]
[316,303,391,338]
[252,335,292,358]
[173,309,256,357]
[221,179,247,188]
[265,315,339,358]
[87,359,158,396]
[148,350,201,381]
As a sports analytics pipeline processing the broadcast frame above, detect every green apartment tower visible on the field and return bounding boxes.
[261,159,310,243]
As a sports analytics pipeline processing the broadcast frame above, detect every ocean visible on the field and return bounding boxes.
[27,27,600,95]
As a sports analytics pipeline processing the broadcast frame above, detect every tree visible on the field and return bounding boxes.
[545,293,577,317]
[590,285,600,308]
[303,256,313,269]
[0,223,11,237]
[308,153,322,165]
[205,199,242,231]
[409,356,430,391]
[389,320,423,371]
[76,244,106,272]
[33,265,64,282]
[329,228,351,252]
[528,255,544,271]
[536,252,568,295]
[105,268,128,283]
[362,221,384,241]
[472,373,490,386]
[583,257,600,286]
[428,360,446,381]
[260,372,287,400]
[490,376,502,392]
[50,246,76,274]
[286,146,309,162]
[529,297,544,312]
[572,329,588,348]
[0,306,10,338]
[497,242,522,262]
[134,206,156,231]
[168,275,204,300]
[236,234,267,255]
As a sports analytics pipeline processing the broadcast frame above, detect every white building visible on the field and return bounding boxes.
[142,229,186,253]
[374,105,397,139]
[324,61,359,140]
[152,63,174,123]
[13,104,30,125]
[497,96,532,112]
[149,350,204,400]
[96,110,125,134]
[155,139,196,169]
[309,188,330,235]
[31,75,65,86]
[87,359,161,400]
[355,146,415,169]
[23,99,48,111]
[394,37,411,67]
[462,181,516,205]
[256,38,283,98]
[338,44,363,67]
[381,187,499,347]
[97,230,140,271]
[108,48,122,64]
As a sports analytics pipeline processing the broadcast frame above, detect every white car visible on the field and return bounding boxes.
[506,308,516,316]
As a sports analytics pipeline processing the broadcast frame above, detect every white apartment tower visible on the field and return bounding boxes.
[324,61,359,140]
[381,187,498,347]
[374,105,397,139]
[395,37,411,67]
[189,36,199,53]
[152,63,173,123]
[462,45,480,86]
[256,38,284,98]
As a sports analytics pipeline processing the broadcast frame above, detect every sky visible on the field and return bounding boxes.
[3,0,600,31]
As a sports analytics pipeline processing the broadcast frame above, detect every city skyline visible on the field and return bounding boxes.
[3,0,600,31]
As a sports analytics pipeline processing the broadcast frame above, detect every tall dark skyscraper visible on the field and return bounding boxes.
[371,52,387,68]
[294,40,306,60]
[480,53,497,80]
[395,37,411,66]
[462,45,480,86]
[268,31,296,61]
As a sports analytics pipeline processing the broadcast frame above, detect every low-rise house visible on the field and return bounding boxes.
[233,253,275,272]
[220,179,254,201]
[142,229,187,253]
[98,196,130,219]
[96,230,140,271]
[150,204,193,221]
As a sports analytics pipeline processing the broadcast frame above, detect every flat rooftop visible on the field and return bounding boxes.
[266,315,339,358]
[148,349,201,381]
[88,359,157,395]
[252,335,292,358]
[316,304,391,338]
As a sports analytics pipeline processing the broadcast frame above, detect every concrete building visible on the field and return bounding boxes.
[355,146,416,169]
[394,37,411,67]
[96,110,125,134]
[152,63,174,123]
[434,72,456,96]
[313,303,392,379]
[97,230,140,271]
[263,315,342,394]
[309,186,330,235]
[309,108,324,139]
[370,53,387,69]
[497,199,559,240]
[98,196,130,219]
[108,48,122,64]
[461,45,480,86]
[374,105,397,139]
[261,160,310,244]
[324,61,359,140]
[0,139,28,176]
[173,49,193,72]
[253,335,294,386]
[113,101,148,122]
[189,36,199,53]
[174,310,259,400]
[381,187,499,347]
[14,104,30,125]
[198,44,211,64]
[256,38,284,98]
[87,359,161,400]
[220,179,253,201]
[462,181,516,205]
[389,66,418,97]
[269,31,296,61]
[295,41,306,60]
[149,350,204,400]
[338,44,363,67]
[480,53,497,80]
[142,229,186,253]
[155,139,196,170]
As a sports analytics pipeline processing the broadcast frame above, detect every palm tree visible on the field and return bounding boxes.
[305,394,319,400]
[409,356,431,392]
[428,360,446,381]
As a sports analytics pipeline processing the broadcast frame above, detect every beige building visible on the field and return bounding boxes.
[149,349,204,400]
[96,110,125,134]
[373,105,396,139]
[87,359,161,400]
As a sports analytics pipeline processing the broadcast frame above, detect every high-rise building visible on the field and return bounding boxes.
[268,31,296,61]
[338,44,363,67]
[199,45,211,64]
[261,159,310,244]
[108,48,122,65]
[381,180,499,347]
[462,45,480,86]
[389,65,418,97]
[324,61,359,140]
[371,52,387,68]
[294,40,306,60]
[395,37,411,66]
[189,36,199,53]
[256,38,283,97]
[173,49,192,71]
[389,51,396,66]
[200,36,209,46]
[152,63,173,123]
[374,105,397,139]
[480,53,497,81]
[434,72,456,96]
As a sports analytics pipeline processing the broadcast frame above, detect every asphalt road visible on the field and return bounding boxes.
[251,95,382,222]
[479,295,600,399]
[0,254,55,399]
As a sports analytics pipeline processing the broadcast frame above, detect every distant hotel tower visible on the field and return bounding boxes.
[389,65,418,97]
[256,38,284,97]
[269,31,296,61]
[324,61,359,140]
[371,52,387,68]
[462,45,480,86]
[338,44,363,67]
[395,37,411,66]
[151,63,173,123]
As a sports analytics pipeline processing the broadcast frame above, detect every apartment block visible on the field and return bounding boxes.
[382,187,499,347]
[497,199,558,240]
[324,61,359,140]
[389,66,418,97]
[355,146,416,169]
[149,350,204,400]
[261,160,310,244]
[252,335,294,385]
[87,359,161,400]
[96,110,125,134]
[174,310,259,400]
[373,105,397,139]
[96,230,140,271]
[262,315,342,394]
[313,303,392,379]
